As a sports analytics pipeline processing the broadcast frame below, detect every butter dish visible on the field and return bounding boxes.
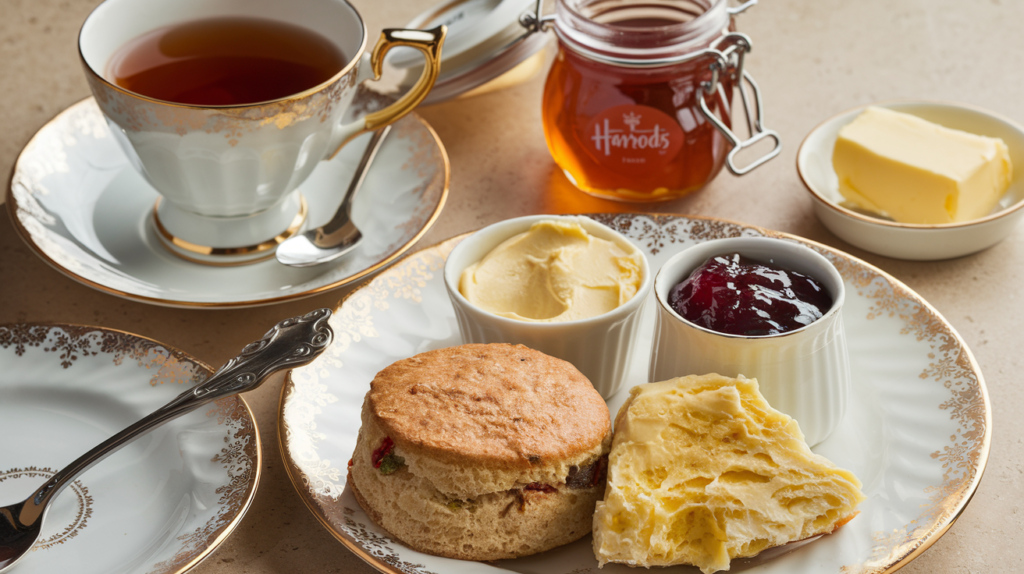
[797,101,1024,260]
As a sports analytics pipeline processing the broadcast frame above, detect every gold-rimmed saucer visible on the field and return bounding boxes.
[6,94,449,308]
[0,322,260,574]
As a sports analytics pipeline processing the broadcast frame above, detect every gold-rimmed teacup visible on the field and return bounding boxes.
[79,0,445,265]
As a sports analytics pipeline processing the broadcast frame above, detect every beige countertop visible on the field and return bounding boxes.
[1,0,1021,572]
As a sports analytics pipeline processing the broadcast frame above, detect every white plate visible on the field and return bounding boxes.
[280,213,990,574]
[6,92,449,308]
[797,100,1024,260]
[0,323,260,574]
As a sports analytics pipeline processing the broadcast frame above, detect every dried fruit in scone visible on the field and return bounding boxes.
[349,343,612,561]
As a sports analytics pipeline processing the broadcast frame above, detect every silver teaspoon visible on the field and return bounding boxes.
[0,308,334,572]
[276,126,392,267]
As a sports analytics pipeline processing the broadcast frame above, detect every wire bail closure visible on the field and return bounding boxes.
[520,0,554,33]
[697,32,782,175]
[520,0,780,176]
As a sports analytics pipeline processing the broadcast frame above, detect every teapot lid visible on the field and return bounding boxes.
[386,0,549,105]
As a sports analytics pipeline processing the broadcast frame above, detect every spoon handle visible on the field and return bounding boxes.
[316,125,391,244]
[19,308,333,526]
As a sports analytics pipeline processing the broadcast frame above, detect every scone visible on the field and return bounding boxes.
[593,374,865,574]
[349,343,612,561]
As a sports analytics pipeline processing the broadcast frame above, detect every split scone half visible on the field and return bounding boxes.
[349,343,612,561]
[593,374,865,574]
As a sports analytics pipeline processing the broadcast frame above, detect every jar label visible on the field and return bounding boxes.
[583,104,685,170]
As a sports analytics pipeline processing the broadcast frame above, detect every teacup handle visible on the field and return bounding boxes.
[328,26,446,159]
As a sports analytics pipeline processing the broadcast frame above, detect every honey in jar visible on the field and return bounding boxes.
[542,0,777,202]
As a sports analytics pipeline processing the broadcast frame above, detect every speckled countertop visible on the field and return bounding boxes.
[1,0,1021,572]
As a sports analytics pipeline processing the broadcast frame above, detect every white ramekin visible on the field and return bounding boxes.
[444,215,652,399]
[650,237,850,446]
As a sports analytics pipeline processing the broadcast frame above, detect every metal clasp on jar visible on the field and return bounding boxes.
[520,0,781,176]
[520,0,556,32]
[698,32,782,175]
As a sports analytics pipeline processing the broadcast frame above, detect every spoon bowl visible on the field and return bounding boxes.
[276,126,391,267]
[0,511,37,571]
[0,309,333,572]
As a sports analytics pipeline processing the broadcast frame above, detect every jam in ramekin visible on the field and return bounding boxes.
[669,253,833,336]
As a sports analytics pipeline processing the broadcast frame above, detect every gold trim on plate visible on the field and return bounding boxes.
[0,467,93,550]
[0,322,262,574]
[278,213,990,574]
[279,375,439,574]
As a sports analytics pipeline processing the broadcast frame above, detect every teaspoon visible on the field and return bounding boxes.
[0,308,334,572]
[276,126,391,267]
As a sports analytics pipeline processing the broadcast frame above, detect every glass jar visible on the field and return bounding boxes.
[540,0,779,202]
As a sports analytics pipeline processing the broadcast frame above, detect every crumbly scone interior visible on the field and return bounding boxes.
[351,399,610,560]
[358,399,609,500]
[350,344,614,560]
[593,374,865,574]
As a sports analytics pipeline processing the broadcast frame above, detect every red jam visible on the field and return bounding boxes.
[669,253,832,336]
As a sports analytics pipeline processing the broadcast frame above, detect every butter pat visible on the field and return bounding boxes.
[832,106,1012,224]
[459,219,642,322]
[592,374,865,574]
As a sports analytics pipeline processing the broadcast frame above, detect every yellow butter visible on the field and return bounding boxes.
[832,106,1012,224]
[592,374,864,574]
[459,219,642,322]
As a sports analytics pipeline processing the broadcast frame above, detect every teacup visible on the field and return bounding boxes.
[79,0,445,264]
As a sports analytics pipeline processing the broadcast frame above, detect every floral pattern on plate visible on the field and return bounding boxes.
[0,324,260,574]
[280,213,989,574]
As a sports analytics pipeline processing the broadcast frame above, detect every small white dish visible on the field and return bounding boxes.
[650,236,850,447]
[6,94,449,308]
[0,322,259,574]
[280,213,990,574]
[443,215,652,398]
[797,100,1024,260]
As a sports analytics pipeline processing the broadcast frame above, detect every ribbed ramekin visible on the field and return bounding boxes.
[444,215,652,399]
[650,237,850,446]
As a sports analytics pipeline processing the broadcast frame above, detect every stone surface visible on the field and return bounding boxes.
[0,0,1021,572]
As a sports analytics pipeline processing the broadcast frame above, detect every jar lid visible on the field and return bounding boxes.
[386,0,549,105]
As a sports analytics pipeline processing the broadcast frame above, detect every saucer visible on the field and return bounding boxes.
[7,96,449,308]
[0,322,260,574]
[280,213,989,574]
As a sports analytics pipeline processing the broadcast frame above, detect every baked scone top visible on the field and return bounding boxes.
[368,344,610,469]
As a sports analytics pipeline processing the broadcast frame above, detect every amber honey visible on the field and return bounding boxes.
[543,46,733,201]
[542,0,742,202]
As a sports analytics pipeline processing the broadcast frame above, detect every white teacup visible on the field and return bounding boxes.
[79,0,445,264]
[650,237,851,446]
